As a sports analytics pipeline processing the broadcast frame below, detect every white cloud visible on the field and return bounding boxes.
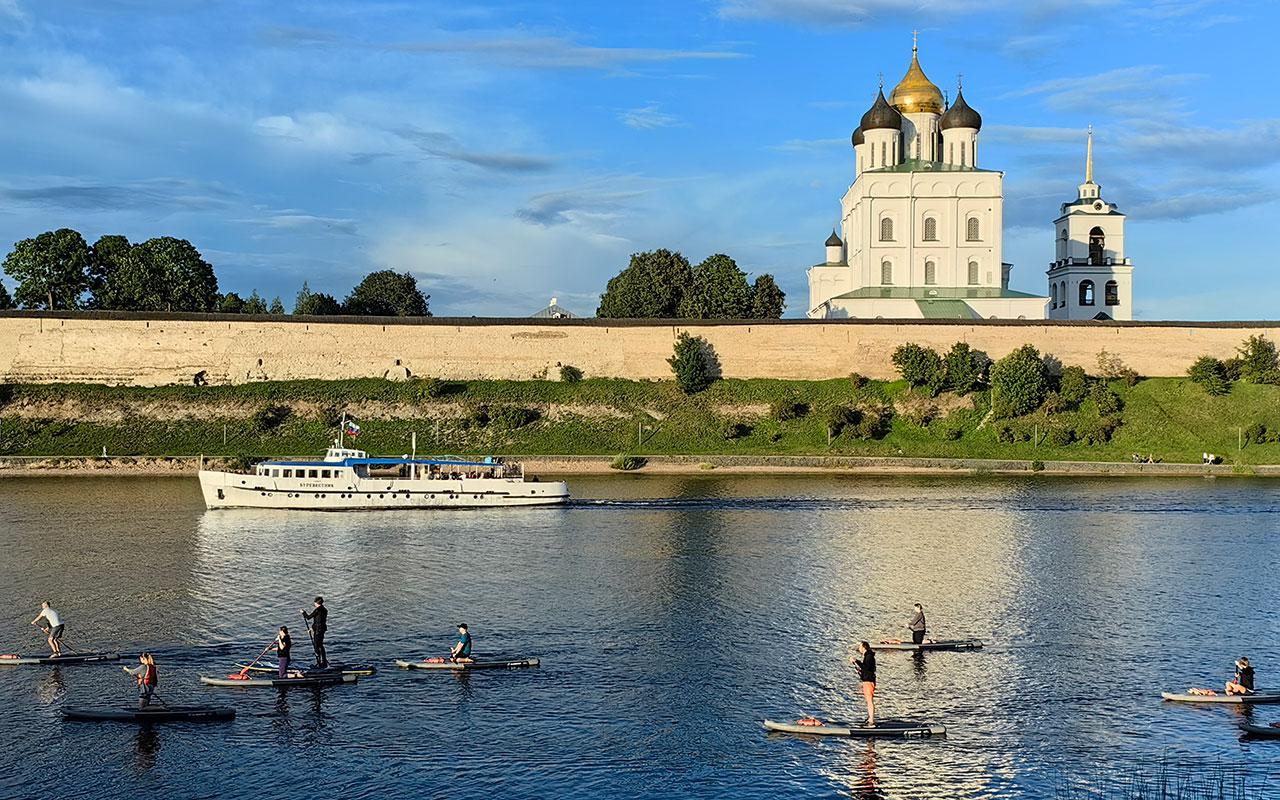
[619,103,683,130]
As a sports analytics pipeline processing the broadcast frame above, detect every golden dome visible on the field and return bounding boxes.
[889,47,944,115]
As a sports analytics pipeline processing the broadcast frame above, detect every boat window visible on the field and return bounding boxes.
[271,469,279,478]
[309,469,319,478]
[321,469,331,478]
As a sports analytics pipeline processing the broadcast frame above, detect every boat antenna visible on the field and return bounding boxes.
[339,411,346,448]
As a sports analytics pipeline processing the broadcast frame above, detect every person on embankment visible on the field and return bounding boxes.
[301,596,328,669]
[852,641,877,727]
[29,601,65,656]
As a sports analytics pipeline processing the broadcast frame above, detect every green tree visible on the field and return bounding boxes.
[1058,365,1090,407]
[2,228,93,309]
[218,292,246,313]
[133,237,219,311]
[678,253,752,319]
[749,274,786,319]
[597,249,692,318]
[944,342,986,395]
[0,278,11,309]
[269,296,285,315]
[88,234,132,307]
[990,345,1049,417]
[344,270,430,316]
[294,281,343,315]
[1236,335,1280,385]
[892,343,944,395]
[97,243,167,310]
[668,331,716,394]
[242,290,268,315]
[1187,355,1231,396]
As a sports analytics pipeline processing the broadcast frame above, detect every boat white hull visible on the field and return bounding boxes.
[198,469,569,510]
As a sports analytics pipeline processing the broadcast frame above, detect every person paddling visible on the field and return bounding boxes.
[123,653,159,709]
[852,641,877,727]
[908,603,927,646]
[1227,656,1255,695]
[30,601,65,657]
[450,623,473,664]
[272,626,292,678]
[300,597,328,669]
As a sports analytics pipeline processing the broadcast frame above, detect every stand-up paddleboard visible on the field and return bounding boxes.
[63,706,235,723]
[875,640,984,652]
[1239,722,1280,738]
[234,662,377,677]
[395,658,539,671]
[763,718,945,738]
[0,653,121,666]
[1162,691,1280,704]
[200,672,357,688]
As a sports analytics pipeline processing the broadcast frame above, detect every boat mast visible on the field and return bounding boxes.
[338,412,346,448]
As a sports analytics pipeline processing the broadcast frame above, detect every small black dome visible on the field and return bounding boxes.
[940,88,982,131]
[825,230,842,247]
[851,126,864,147]
[860,89,902,131]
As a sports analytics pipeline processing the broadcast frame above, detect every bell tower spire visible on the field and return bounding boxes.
[1085,124,1094,184]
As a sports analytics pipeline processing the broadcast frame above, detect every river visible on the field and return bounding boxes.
[0,474,1277,798]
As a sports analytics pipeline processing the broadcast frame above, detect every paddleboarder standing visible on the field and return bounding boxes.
[450,624,473,664]
[30,601,65,656]
[908,604,927,645]
[300,597,328,669]
[273,626,292,678]
[852,641,877,727]
[123,652,159,709]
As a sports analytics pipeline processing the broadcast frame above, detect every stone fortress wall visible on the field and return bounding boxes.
[1,312,1276,386]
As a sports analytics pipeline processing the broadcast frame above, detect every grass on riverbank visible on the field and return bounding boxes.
[2,376,1279,465]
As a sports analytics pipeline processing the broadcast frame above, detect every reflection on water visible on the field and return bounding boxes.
[0,474,1278,798]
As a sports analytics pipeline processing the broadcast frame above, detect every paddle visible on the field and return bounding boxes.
[231,639,277,680]
[300,611,319,666]
[30,622,78,656]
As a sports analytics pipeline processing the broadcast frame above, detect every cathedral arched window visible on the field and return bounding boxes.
[966,217,980,241]
[1060,281,1067,305]
[1105,280,1119,306]
[924,260,936,285]
[923,217,938,241]
[1051,283,1058,308]
[880,218,894,242]
[960,142,967,167]
[1089,227,1105,264]
[967,261,979,285]
[881,261,893,285]
[1079,280,1095,306]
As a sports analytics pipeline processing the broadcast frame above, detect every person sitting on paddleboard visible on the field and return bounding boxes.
[124,652,158,709]
[30,601,64,657]
[450,624,473,664]
[273,626,292,678]
[1227,656,1255,695]
[908,603,927,646]
[852,641,877,727]
[301,596,328,669]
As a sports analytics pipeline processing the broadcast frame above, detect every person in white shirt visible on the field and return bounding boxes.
[30,601,65,656]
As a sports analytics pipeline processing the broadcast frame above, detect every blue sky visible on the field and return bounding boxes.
[0,0,1276,319]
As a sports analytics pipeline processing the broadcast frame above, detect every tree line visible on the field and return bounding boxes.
[597,249,785,319]
[0,228,430,317]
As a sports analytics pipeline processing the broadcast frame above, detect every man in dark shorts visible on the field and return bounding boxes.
[450,624,473,663]
[30,601,64,656]
[908,603,927,645]
[301,597,329,668]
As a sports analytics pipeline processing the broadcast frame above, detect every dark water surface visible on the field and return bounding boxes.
[1,474,1279,798]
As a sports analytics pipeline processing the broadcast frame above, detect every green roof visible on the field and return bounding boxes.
[866,158,999,174]
[916,299,981,319]
[831,286,1044,300]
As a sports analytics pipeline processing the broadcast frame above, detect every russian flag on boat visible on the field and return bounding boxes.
[344,420,361,437]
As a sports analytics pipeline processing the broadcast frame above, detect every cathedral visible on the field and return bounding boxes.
[807,41,1134,321]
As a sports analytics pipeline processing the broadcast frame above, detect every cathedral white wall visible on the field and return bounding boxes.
[941,127,978,167]
[901,112,939,161]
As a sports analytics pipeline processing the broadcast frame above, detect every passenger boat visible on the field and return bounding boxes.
[198,440,569,511]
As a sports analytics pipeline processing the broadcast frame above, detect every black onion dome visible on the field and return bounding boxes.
[825,230,842,247]
[859,89,903,131]
[940,88,982,131]
[851,126,864,147]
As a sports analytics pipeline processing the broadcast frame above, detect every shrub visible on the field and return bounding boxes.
[319,406,344,428]
[1090,384,1124,416]
[1096,349,1139,385]
[825,405,860,438]
[770,400,808,422]
[413,377,445,402]
[1222,357,1244,381]
[852,404,893,440]
[995,421,1032,443]
[1187,356,1231,396]
[559,365,583,383]
[1040,391,1066,415]
[668,332,716,394]
[892,343,945,395]
[898,391,939,427]
[253,404,292,432]
[721,421,751,440]
[1081,415,1121,445]
[1030,460,1045,472]
[465,404,490,428]
[1236,335,1280,385]
[1046,426,1075,447]
[1244,422,1268,446]
[488,405,539,429]
[944,342,986,395]
[1058,366,1090,407]
[990,345,1049,417]
[934,415,964,440]
[610,454,646,471]
[849,372,868,391]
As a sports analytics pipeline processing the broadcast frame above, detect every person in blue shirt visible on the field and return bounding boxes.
[450,624,473,663]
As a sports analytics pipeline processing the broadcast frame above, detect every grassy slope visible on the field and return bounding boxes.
[1,377,1278,464]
